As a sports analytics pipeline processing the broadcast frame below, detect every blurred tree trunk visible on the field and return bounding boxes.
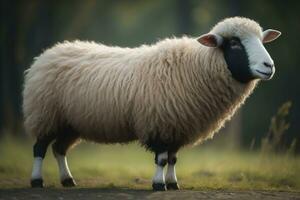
[0,0,4,135]
[1,0,21,135]
[27,0,54,60]
[0,0,55,136]
[225,110,242,149]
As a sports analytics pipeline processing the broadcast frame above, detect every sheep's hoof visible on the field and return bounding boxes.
[166,182,180,190]
[61,178,76,187]
[152,183,166,191]
[31,178,43,188]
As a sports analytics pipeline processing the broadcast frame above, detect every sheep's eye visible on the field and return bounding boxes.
[230,40,241,49]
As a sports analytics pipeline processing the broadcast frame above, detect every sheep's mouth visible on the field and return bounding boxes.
[255,69,272,77]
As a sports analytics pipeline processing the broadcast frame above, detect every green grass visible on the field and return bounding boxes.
[0,135,299,191]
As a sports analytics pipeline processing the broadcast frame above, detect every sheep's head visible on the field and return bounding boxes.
[197,17,281,83]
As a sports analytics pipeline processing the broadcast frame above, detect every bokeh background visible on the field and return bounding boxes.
[1,0,299,151]
[0,0,300,190]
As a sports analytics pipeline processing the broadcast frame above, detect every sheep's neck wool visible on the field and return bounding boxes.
[181,41,258,145]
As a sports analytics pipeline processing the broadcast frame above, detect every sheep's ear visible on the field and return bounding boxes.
[197,33,223,47]
[262,29,281,43]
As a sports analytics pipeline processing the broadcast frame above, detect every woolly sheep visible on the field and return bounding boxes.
[23,17,281,190]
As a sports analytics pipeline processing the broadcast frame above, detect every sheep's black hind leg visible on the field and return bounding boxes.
[52,126,80,187]
[31,134,56,188]
[166,151,179,190]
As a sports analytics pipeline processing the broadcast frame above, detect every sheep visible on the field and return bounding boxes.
[23,17,281,191]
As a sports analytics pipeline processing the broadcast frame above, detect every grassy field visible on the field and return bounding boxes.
[0,135,299,191]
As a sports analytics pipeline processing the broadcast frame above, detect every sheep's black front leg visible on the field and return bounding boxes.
[166,151,179,190]
[152,152,168,191]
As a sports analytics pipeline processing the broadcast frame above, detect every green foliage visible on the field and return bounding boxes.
[261,101,295,154]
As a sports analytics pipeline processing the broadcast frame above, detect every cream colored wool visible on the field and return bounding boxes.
[23,17,260,149]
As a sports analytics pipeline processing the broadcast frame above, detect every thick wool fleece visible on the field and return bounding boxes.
[23,17,260,150]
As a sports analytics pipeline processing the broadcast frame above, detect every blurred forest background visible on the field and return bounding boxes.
[0,0,299,152]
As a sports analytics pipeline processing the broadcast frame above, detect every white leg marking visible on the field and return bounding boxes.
[54,153,73,180]
[153,165,165,184]
[31,157,43,180]
[165,164,177,183]
[152,152,168,184]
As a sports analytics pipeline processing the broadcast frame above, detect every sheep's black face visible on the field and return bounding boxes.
[197,28,281,84]
[221,37,253,83]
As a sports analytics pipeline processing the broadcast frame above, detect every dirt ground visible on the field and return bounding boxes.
[0,188,299,200]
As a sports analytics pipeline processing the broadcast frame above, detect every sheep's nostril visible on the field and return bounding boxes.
[263,62,273,68]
